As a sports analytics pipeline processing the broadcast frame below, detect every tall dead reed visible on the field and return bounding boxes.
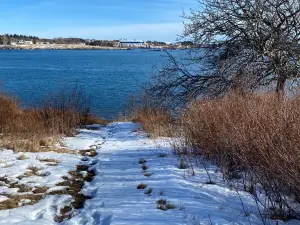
[0,87,105,152]
[182,93,300,220]
[131,106,174,137]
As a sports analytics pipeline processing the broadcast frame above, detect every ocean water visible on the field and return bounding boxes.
[0,49,171,119]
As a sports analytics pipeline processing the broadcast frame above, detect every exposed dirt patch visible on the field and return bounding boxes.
[0,146,99,222]
[144,172,153,177]
[156,199,176,211]
[137,183,147,190]
[38,158,60,163]
[11,183,33,193]
[32,186,49,194]
[76,165,89,171]
[54,206,73,222]
[79,149,98,157]
[0,176,50,209]
[0,194,44,210]
[52,148,98,222]
[45,162,59,166]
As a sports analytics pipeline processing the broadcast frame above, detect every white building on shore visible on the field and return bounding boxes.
[118,40,148,48]
[11,40,33,46]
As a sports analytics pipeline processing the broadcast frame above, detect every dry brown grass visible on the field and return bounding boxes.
[80,114,109,126]
[181,92,300,219]
[0,94,76,152]
[0,92,105,152]
[131,107,174,137]
[38,158,60,164]
[0,194,44,210]
[18,154,28,160]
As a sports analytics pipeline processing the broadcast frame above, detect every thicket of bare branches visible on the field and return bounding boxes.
[182,93,300,221]
[139,0,300,222]
[148,0,300,106]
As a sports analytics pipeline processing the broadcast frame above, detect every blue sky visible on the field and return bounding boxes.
[0,0,198,41]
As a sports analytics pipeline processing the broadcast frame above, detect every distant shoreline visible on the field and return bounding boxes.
[0,44,189,51]
[0,45,187,51]
[0,44,130,50]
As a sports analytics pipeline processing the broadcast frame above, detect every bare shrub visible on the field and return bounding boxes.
[182,92,300,219]
[0,86,104,152]
[148,0,300,109]
[131,106,173,137]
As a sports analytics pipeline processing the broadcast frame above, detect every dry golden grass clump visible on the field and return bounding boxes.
[0,194,44,210]
[131,107,174,137]
[80,114,110,126]
[0,92,106,152]
[181,92,300,218]
[134,92,300,218]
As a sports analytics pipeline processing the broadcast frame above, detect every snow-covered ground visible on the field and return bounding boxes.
[0,122,298,224]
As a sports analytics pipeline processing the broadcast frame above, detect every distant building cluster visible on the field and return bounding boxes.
[0,35,194,50]
[118,40,148,48]
[116,40,192,49]
[11,40,33,46]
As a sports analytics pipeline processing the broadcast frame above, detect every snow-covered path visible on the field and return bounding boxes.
[1,122,298,225]
[63,123,267,225]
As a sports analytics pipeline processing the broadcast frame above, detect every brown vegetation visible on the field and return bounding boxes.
[156,198,176,211]
[131,107,173,137]
[0,90,106,152]
[181,93,300,220]
[135,91,300,219]
[141,0,300,221]
[0,194,44,210]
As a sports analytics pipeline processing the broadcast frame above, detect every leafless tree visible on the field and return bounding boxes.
[148,0,300,106]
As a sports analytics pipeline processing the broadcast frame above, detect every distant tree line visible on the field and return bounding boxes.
[87,40,118,47]
[146,41,167,46]
[0,34,177,47]
[0,34,88,45]
[0,34,39,45]
[53,37,86,44]
[180,41,194,47]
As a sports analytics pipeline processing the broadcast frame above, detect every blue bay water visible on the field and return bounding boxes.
[0,49,171,119]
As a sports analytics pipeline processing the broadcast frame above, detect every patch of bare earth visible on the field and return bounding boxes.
[52,149,97,222]
[0,148,97,223]
[0,176,46,210]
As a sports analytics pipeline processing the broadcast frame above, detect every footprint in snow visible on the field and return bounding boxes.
[101,215,113,225]
[32,209,46,220]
